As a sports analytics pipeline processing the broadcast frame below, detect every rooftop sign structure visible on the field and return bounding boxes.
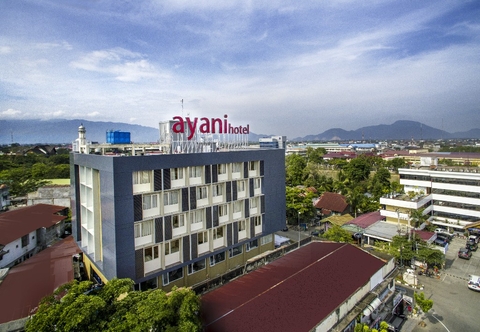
[159,115,250,153]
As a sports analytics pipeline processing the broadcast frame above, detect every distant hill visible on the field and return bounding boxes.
[0,119,160,145]
[1,119,479,145]
[291,120,480,141]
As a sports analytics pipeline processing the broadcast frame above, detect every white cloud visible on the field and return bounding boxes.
[1,109,22,117]
[0,46,11,54]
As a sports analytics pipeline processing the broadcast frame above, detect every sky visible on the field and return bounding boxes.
[1,0,479,139]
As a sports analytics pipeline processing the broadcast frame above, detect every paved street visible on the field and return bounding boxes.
[403,235,480,332]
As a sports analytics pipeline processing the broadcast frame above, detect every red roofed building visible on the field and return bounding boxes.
[314,192,351,218]
[0,236,81,326]
[201,242,397,332]
[0,204,68,269]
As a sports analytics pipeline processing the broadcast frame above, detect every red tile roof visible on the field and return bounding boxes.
[412,230,436,242]
[0,236,81,324]
[0,204,67,245]
[314,192,348,213]
[346,211,384,229]
[201,242,386,332]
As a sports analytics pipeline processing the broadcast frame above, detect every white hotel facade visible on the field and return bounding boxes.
[380,158,480,233]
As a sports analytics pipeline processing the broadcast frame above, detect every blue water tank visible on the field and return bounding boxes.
[106,130,131,144]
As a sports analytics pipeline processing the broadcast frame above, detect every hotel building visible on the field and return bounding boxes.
[70,122,286,291]
[380,157,480,233]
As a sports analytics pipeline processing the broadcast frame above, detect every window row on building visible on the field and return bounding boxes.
[135,179,263,220]
[135,214,264,276]
[133,161,263,194]
[135,234,274,289]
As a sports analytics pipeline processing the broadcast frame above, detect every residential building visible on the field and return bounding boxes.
[70,122,286,291]
[0,204,68,269]
[0,236,81,327]
[314,191,351,219]
[380,157,480,233]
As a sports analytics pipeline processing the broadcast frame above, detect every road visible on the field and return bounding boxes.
[407,235,480,332]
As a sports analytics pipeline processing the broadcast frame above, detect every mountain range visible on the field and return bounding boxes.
[0,119,479,145]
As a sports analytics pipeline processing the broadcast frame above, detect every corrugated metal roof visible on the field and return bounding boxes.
[346,211,384,229]
[0,236,81,324]
[201,242,385,332]
[0,204,67,245]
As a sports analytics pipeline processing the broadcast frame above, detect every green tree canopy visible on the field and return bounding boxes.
[285,186,317,224]
[25,279,202,332]
[414,292,433,315]
[305,147,326,164]
[323,225,353,243]
[285,154,307,186]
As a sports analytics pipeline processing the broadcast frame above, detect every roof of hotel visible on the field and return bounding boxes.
[0,236,81,324]
[0,204,67,245]
[201,242,386,332]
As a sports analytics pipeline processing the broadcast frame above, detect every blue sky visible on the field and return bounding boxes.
[1,0,479,139]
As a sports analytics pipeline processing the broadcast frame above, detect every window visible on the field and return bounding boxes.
[144,245,159,262]
[238,220,246,231]
[261,234,273,245]
[219,204,228,217]
[237,180,246,192]
[229,245,243,257]
[188,259,206,274]
[209,252,225,266]
[133,171,151,184]
[246,239,258,251]
[254,178,261,189]
[218,164,227,175]
[162,267,183,285]
[134,220,153,238]
[143,194,158,210]
[198,231,208,244]
[190,209,204,224]
[249,161,257,171]
[137,278,158,291]
[189,166,202,178]
[171,168,184,180]
[213,226,224,240]
[213,184,224,197]
[197,186,208,200]
[172,214,185,228]
[250,197,258,208]
[165,239,180,255]
[164,191,179,206]
[21,235,29,248]
[253,216,262,226]
[232,162,242,173]
[233,201,243,213]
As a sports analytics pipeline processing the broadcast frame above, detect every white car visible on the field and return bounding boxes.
[467,275,480,291]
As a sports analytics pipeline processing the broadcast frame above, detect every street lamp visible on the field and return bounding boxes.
[298,211,302,248]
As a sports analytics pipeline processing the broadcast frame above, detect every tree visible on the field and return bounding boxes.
[0,167,50,197]
[409,208,429,228]
[323,225,353,243]
[370,168,391,199]
[285,154,307,186]
[285,186,316,224]
[343,156,372,184]
[25,279,202,332]
[386,157,406,173]
[414,292,433,315]
[305,147,326,164]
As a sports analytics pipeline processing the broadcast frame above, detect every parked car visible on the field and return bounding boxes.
[469,235,480,244]
[468,275,480,291]
[458,247,472,260]
[434,238,448,247]
[466,240,478,251]
[435,228,447,233]
[436,232,452,243]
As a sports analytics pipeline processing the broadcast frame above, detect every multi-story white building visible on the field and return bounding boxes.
[380,157,480,233]
[70,122,286,291]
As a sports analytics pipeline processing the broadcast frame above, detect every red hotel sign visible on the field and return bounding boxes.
[172,115,250,140]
